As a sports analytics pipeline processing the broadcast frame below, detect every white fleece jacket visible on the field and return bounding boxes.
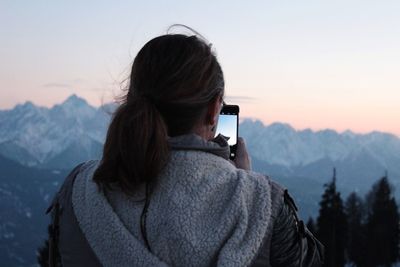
[72,134,274,267]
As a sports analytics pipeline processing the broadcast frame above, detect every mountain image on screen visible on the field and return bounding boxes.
[215,114,237,146]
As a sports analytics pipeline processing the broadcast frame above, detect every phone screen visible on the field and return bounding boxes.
[215,104,239,159]
[215,114,238,146]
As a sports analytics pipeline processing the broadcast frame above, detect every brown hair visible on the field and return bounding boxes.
[93,33,224,194]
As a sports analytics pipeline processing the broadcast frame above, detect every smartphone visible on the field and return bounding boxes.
[215,104,239,160]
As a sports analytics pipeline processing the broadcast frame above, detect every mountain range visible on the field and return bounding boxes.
[1,94,400,266]
[240,119,400,195]
[1,94,399,194]
[0,95,113,169]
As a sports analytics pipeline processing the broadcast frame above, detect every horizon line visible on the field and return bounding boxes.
[2,94,400,138]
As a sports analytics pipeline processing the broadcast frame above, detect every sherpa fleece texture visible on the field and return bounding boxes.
[72,134,273,267]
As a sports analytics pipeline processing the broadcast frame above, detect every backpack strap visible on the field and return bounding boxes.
[283,189,325,266]
[46,162,85,267]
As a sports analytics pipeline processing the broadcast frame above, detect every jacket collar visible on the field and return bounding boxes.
[168,133,230,160]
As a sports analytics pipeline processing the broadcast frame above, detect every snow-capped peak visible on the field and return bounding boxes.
[0,95,112,167]
[51,94,96,119]
[61,94,88,108]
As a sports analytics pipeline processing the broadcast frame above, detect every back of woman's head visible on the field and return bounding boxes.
[93,33,224,193]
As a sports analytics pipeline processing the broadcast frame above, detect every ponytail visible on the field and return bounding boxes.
[93,96,169,194]
[93,32,224,194]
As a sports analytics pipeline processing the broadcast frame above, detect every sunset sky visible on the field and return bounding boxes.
[1,1,399,136]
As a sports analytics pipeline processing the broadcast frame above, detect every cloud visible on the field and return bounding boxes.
[68,78,87,85]
[43,82,71,88]
[224,96,257,104]
[43,77,86,88]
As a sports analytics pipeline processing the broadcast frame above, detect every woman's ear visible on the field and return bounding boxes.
[206,96,222,126]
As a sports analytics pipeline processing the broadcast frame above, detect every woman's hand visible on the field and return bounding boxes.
[232,137,252,171]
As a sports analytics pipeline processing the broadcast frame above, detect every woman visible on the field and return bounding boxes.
[41,31,323,266]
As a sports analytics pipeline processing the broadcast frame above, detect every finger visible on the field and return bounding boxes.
[236,137,248,153]
[237,137,246,146]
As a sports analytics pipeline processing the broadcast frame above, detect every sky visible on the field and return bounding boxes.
[215,114,238,146]
[1,1,400,136]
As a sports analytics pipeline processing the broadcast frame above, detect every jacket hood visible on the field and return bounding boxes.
[72,160,168,266]
[72,134,273,267]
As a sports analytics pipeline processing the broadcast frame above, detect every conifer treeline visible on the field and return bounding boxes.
[307,169,400,267]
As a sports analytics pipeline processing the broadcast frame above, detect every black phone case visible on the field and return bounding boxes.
[220,105,239,160]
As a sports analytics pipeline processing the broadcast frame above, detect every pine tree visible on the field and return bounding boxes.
[345,192,366,267]
[365,173,399,267]
[316,168,348,267]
